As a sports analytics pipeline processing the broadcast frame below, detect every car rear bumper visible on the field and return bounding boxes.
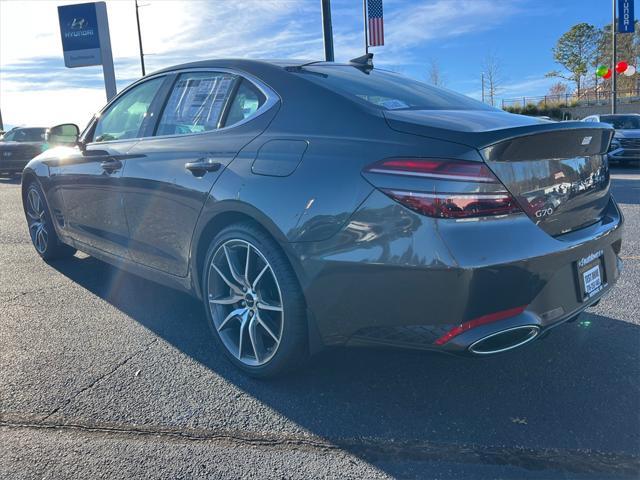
[293,190,624,354]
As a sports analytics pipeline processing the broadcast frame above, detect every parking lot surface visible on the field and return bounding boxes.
[1,167,639,479]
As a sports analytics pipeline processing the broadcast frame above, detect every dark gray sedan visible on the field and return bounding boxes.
[22,59,624,377]
[583,114,640,163]
[0,127,48,176]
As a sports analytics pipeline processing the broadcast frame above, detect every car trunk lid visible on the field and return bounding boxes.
[384,110,614,236]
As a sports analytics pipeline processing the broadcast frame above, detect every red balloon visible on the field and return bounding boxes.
[603,69,613,79]
[615,61,628,74]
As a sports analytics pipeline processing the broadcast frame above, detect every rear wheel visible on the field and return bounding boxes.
[203,223,307,377]
[25,182,76,260]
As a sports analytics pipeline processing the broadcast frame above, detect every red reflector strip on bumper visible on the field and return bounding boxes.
[434,305,527,345]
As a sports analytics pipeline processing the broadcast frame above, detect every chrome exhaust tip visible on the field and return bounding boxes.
[468,325,540,355]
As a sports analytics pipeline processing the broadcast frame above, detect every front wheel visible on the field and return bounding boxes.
[203,223,307,378]
[24,182,76,260]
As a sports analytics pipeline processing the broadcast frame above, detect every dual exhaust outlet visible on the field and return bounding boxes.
[467,325,540,355]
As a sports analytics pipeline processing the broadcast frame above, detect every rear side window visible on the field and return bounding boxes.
[156,72,236,136]
[295,66,494,111]
[221,79,266,127]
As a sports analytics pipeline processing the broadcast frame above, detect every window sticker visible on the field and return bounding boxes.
[159,74,235,135]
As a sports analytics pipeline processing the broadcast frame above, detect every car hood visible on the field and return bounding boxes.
[614,129,640,138]
[0,141,45,149]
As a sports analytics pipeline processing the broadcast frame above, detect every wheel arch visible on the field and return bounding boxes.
[190,202,324,354]
[190,200,306,301]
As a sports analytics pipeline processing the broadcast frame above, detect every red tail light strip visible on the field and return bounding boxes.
[434,305,528,345]
[383,189,522,219]
[365,158,500,183]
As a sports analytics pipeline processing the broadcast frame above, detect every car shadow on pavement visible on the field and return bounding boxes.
[50,255,640,477]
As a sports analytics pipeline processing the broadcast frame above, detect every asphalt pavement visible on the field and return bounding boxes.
[1,166,639,479]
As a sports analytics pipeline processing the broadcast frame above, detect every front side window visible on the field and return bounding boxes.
[93,76,165,142]
[156,72,236,136]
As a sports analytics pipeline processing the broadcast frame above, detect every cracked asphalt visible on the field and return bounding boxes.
[1,167,639,479]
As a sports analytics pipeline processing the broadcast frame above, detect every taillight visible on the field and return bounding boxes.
[381,190,521,219]
[366,158,498,183]
[363,158,522,219]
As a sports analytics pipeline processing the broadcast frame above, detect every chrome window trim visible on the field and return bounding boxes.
[150,67,280,140]
[87,67,280,145]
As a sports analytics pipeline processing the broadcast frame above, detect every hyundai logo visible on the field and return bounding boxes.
[70,18,88,30]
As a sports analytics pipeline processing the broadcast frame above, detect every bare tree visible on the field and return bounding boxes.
[482,53,502,106]
[547,82,569,97]
[427,58,446,87]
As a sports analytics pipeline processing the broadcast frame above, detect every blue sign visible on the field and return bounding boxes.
[58,2,102,67]
[618,0,635,33]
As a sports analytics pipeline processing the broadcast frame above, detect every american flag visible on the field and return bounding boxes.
[367,0,384,46]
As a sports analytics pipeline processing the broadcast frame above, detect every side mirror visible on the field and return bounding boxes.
[47,123,80,146]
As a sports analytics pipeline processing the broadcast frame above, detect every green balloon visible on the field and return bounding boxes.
[596,65,608,77]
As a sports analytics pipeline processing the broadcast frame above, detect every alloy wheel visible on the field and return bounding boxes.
[207,239,284,366]
[26,187,48,254]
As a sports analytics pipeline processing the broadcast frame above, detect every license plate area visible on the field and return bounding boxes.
[576,254,607,302]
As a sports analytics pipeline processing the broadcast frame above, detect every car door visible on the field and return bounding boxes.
[52,75,167,258]
[121,69,278,276]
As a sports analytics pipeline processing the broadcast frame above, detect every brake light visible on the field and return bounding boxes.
[382,190,521,219]
[434,305,527,345]
[366,158,499,183]
[364,158,522,219]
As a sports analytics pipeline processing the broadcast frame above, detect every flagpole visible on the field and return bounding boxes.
[363,0,369,54]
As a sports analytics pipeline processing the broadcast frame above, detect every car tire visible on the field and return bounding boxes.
[24,182,76,261]
[202,222,308,378]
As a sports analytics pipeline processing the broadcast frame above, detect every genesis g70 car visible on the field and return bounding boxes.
[22,58,623,376]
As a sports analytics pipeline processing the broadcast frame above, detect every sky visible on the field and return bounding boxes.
[0,0,622,129]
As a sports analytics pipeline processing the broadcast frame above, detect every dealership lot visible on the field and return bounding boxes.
[1,168,639,479]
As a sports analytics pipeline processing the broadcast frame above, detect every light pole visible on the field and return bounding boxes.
[135,0,146,76]
[321,0,334,61]
[612,0,617,113]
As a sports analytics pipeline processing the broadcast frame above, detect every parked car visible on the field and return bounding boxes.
[582,114,640,164]
[22,59,623,377]
[0,127,48,176]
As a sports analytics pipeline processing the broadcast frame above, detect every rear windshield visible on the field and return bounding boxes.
[294,65,494,111]
[599,115,640,130]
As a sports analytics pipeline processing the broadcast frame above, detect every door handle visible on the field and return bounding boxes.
[185,158,222,177]
[100,157,122,173]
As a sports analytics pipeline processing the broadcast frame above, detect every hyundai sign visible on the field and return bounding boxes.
[58,2,102,67]
[57,2,117,100]
[618,0,635,34]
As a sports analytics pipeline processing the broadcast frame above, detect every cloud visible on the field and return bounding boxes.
[465,76,559,102]
[1,0,528,126]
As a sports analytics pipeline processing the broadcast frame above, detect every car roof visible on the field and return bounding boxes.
[151,59,362,76]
